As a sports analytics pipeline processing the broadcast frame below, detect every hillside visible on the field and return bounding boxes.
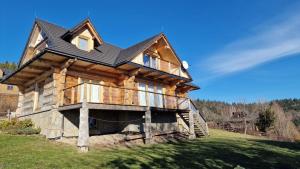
[194,98,300,129]
[0,129,299,169]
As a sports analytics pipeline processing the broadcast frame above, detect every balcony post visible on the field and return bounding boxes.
[78,83,89,152]
[71,87,75,104]
[144,107,152,144]
[188,100,196,139]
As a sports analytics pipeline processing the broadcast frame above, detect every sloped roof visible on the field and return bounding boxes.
[115,33,162,65]
[35,19,122,66]
[18,18,191,79]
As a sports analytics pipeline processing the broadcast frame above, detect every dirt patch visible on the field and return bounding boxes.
[57,132,189,149]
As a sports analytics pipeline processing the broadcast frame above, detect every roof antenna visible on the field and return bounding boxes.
[87,10,90,18]
[34,10,37,19]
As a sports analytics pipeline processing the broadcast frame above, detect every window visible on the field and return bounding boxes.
[78,37,89,51]
[151,57,157,69]
[143,54,150,67]
[7,85,13,90]
[143,54,157,69]
[138,82,164,107]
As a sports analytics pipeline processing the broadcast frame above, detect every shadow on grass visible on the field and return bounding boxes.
[96,138,300,169]
[254,139,300,151]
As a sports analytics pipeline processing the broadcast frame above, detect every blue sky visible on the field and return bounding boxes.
[1,0,300,102]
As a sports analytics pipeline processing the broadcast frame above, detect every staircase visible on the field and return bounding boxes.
[178,99,209,137]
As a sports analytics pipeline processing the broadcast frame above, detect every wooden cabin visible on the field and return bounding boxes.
[1,19,208,151]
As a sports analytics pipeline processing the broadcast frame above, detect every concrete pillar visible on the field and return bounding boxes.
[47,109,64,139]
[144,107,152,144]
[77,102,89,152]
[189,110,196,139]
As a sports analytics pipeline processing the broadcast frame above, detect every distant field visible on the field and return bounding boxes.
[0,129,299,169]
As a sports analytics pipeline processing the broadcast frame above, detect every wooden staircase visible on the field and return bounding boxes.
[178,100,209,137]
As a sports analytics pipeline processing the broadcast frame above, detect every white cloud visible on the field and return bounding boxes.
[203,11,300,76]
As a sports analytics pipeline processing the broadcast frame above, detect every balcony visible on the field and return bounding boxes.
[129,54,189,79]
[61,83,190,111]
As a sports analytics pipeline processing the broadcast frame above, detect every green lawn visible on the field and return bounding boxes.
[0,129,299,169]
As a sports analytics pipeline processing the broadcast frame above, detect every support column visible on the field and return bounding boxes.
[189,110,196,139]
[77,83,89,152]
[144,107,152,144]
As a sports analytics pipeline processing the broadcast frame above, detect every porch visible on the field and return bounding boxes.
[58,83,195,152]
[60,82,191,111]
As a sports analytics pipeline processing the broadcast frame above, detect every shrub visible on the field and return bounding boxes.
[6,127,41,135]
[0,120,11,130]
[256,107,275,132]
[0,119,40,135]
[16,119,34,128]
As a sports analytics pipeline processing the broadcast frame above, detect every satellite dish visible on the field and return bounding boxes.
[182,61,189,69]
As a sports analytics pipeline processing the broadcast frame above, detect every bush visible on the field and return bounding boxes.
[16,119,34,128]
[0,119,40,135]
[6,127,41,135]
[0,120,11,130]
[256,107,275,132]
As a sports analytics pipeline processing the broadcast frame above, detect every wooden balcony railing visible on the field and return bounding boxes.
[159,58,182,76]
[61,83,190,110]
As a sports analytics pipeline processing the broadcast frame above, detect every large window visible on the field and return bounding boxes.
[138,82,164,107]
[78,37,89,51]
[143,54,157,69]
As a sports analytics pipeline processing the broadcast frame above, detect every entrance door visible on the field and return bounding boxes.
[156,86,163,108]
[138,83,146,106]
[148,84,155,107]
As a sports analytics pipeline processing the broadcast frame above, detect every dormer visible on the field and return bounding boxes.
[62,19,103,52]
[71,29,94,51]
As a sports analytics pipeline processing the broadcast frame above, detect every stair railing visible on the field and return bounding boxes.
[189,99,209,136]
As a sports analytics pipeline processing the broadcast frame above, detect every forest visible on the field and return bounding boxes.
[193,98,300,141]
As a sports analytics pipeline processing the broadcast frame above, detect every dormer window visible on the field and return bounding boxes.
[78,37,89,51]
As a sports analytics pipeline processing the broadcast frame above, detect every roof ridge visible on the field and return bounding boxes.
[114,33,164,65]
[35,18,67,30]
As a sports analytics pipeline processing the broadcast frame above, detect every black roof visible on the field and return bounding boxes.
[31,19,162,67]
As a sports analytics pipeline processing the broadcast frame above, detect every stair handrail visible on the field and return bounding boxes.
[189,99,206,122]
[189,99,209,136]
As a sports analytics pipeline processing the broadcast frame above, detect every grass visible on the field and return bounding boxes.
[0,129,299,169]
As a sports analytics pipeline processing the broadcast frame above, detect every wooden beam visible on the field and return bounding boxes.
[116,74,129,86]
[25,68,53,87]
[10,76,30,81]
[60,59,76,70]
[86,64,98,71]
[143,71,155,77]
[153,74,167,80]
[16,71,39,77]
[67,70,117,83]
[14,73,36,78]
[69,66,120,78]
[128,68,141,76]
[21,69,41,74]
[28,65,49,71]
[37,58,61,67]
[169,79,182,86]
